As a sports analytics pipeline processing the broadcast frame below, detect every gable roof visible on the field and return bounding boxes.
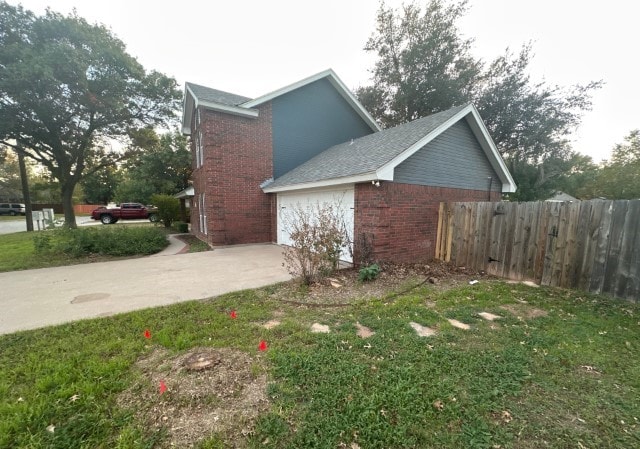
[546,191,578,202]
[186,82,250,106]
[181,69,380,135]
[262,103,517,193]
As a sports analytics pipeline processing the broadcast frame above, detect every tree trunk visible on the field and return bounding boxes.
[17,151,34,232]
[61,182,77,229]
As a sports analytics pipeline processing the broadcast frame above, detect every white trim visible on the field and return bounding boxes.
[241,69,381,132]
[262,172,377,193]
[198,99,259,118]
[376,104,516,193]
[464,106,517,193]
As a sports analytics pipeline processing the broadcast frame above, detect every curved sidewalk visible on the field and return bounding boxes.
[0,243,290,335]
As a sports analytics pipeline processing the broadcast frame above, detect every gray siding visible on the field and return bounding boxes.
[394,120,502,191]
[272,78,374,178]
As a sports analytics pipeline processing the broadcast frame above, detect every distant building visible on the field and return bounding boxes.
[546,191,578,202]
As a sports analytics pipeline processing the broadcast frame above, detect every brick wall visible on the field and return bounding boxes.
[354,182,501,264]
[190,104,274,245]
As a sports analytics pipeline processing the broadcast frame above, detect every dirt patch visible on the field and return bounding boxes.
[118,347,268,448]
[262,319,281,329]
[266,261,489,306]
[311,323,331,333]
[500,304,548,320]
[355,322,375,338]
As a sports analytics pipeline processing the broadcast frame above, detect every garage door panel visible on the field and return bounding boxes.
[277,187,354,263]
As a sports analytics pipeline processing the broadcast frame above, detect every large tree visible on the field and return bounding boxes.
[358,0,601,200]
[586,130,640,199]
[359,0,481,128]
[0,2,181,227]
[114,129,191,205]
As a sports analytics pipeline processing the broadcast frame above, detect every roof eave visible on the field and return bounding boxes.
[262,172,378,193]
[182,84,259,136]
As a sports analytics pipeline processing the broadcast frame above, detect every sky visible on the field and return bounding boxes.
[7,0,640,162]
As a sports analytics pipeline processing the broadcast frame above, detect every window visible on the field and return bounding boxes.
[198,193,207,235]
[195,130,204,168]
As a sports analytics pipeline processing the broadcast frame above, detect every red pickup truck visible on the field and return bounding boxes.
[91,203,159,224]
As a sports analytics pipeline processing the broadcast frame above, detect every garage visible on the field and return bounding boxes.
[276,186,355,263]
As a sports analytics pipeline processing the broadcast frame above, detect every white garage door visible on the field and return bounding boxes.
[277,187,355,263]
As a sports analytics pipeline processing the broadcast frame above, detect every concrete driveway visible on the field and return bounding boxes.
[0,244,290,335]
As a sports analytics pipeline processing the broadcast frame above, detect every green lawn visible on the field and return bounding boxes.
[0,280,638,448]
[0,225,169,272]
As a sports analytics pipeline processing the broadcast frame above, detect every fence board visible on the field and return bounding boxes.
[436,199,640,302]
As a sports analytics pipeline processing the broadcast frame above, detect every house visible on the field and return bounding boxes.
[546,191,578,202]
[181,69,516,264]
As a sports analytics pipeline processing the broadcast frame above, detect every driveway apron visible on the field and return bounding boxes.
[0,244,290,335]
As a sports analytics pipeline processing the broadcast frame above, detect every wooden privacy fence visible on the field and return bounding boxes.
[435,200,640,301]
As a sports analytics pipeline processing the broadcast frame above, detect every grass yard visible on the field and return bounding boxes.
[0,279,638,448]
[0,225,170,272]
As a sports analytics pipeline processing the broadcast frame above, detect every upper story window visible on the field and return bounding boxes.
[195,129,204,168]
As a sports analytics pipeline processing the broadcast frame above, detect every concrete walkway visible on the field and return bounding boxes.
[0,243,290,335]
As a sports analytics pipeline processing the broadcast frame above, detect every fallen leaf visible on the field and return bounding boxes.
[46,424,55,433]
[433,399,444,411]
[501,410,513,423]
[69,394,80,402]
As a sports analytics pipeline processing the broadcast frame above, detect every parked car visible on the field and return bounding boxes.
[0,203,26,216]
[90,202,158,224]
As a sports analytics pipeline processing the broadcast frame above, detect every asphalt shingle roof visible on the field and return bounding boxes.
[186,82,251,106]
[267,104,469,189]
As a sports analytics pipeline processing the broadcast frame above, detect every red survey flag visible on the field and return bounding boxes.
[159,380,167,395]
[258,340,268,351]
[230,310,237,319]
[144,329,151,339]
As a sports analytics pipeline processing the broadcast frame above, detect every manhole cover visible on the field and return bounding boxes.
[183,352,221,371]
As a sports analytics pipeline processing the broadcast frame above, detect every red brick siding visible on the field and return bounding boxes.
[355,182,500,264]
[190,104,273,245]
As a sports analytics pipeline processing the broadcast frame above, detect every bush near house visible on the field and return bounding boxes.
[151,194,180,228]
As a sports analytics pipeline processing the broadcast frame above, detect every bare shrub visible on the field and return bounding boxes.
[281,200,351,285]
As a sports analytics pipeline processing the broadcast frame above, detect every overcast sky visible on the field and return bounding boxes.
[8,0,640,162]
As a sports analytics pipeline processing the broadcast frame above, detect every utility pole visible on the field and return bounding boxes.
[17,146,33,231]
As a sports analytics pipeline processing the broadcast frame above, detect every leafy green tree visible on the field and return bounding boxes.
[81,166,122,204]
[0,148,24,199]
[358,0,481,128]
[588,131,640,199]
[358,1,601,200]
[0,2,181,227]
[115,130,191,204]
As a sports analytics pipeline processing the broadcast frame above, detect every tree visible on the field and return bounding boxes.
[358,1,601,200]
[115,130,191,204]
[0,147,24,199]
[0,2,181,227]
[587,131,640,199]
[358,0,481,128]
[80,165,122,204]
